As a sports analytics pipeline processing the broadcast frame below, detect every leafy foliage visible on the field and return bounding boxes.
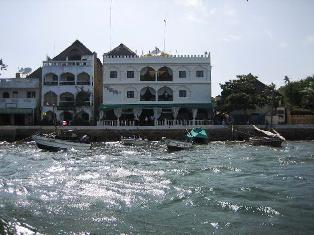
[279,75,314,110]
[218,73,280,112]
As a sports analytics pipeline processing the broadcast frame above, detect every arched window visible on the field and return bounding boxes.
[44,91,57,106]
[44,73,58,85]
[158,86,173,101]
[60,111,73,122]
[2,92,9,98]
[76,91,90,106]
[59,92,74,107]
[60,73,75,85]
[140,67,156,81]
[157,67,173,81]
[77,72,90,85]
[140,87,156,101]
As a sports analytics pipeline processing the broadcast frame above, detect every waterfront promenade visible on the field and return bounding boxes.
[0,124,313,141]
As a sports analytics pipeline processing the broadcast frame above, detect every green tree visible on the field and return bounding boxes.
[279,75,314,110]
[218,73,279,113]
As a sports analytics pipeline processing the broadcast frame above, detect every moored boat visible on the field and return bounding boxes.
[249,136,283,147]
[32,131,91,151]
[120,136,147,146]
[248,125,286,147]
[186,128,209,144]
[165,139,193,152]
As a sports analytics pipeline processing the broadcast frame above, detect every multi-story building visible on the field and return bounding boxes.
[98,43,212,128]
[0,76,39,125]
[41,40,102,125]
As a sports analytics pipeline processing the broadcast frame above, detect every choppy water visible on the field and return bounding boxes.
[0,140,314,234]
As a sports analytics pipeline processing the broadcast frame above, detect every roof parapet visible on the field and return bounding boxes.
[103,52,211,59]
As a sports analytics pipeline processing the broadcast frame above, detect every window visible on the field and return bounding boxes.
[127,71,134,78]
[27,91,36,98]
[110,71,117,78]
[127,91,134,98]
[179,90,187,97]
[179,71,186,78]
[2,92,9,98]
[196,70,204,77]
[13,91,18,98]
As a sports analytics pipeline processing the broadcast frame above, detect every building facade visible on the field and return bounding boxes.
[98,44,212,128]
[41,40,102,125]
[0,77,39,125]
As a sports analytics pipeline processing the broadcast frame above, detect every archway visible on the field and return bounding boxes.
[140,87,156,101]
[77,72,90,85]
[60,72,75,85]
[43,91,57,106]
[44,73,58,85]
[59,92,74,107]
[140,67,155,81]
[157,67,173,81]
[158,86,173,101]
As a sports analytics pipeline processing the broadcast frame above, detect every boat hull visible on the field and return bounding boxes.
[32,135,91,151]
[249,137,283,147]
[165,139,193,152]
[121,138,147,146]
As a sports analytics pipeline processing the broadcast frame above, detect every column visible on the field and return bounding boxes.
[114,108,122,126]
[192,108,198,125]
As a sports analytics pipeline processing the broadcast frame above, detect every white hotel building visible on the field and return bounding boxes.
[98,44,213,128]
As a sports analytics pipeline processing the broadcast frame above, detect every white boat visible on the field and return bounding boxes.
[32,132,91,151]
[165,139,193,152]
[120,136,148,146]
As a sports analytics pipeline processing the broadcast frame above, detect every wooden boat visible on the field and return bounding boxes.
[249,125,286,147]
[249,136,284,147]
[120,136,147,146]
[32,131,91,151]
[165,139,193,152]
[186,128,209,144]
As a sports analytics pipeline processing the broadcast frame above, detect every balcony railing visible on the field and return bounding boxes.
[59,81,75,85]
[0,98,37,109]
[97,119,213,128]
[43,60,92,67]
[75,101,91,107]
[76,81,91,85]
[44,81,58,85]
[58,101,75,107]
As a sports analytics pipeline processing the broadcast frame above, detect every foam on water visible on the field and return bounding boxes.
[0,140,314,234]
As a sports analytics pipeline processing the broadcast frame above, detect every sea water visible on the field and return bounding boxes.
[0,140,314,234]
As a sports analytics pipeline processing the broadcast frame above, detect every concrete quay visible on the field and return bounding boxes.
[0,125,314,142]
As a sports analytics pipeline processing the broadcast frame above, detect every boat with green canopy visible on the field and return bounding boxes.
[186,128,209,144]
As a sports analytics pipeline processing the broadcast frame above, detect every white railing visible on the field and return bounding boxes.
[43,60,92,67]
[0,98,37,109]
[97,119,213,129]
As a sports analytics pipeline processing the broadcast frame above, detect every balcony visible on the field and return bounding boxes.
[0,98,37,109]
[75,101,91,107]
[59,81,75,86]
[76,81,91,85]
[44,81,58,86]
[43,60,92,67]
[58,101,75,107]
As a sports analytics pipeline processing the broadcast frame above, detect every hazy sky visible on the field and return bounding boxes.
[1,0,314,95]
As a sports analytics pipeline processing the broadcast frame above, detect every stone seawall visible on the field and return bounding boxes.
[0,125,314,142]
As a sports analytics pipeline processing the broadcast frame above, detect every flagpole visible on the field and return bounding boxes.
[109,0,112,50]
[163,19,167,52]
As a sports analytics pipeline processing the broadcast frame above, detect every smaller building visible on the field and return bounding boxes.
[0,77,40,125]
